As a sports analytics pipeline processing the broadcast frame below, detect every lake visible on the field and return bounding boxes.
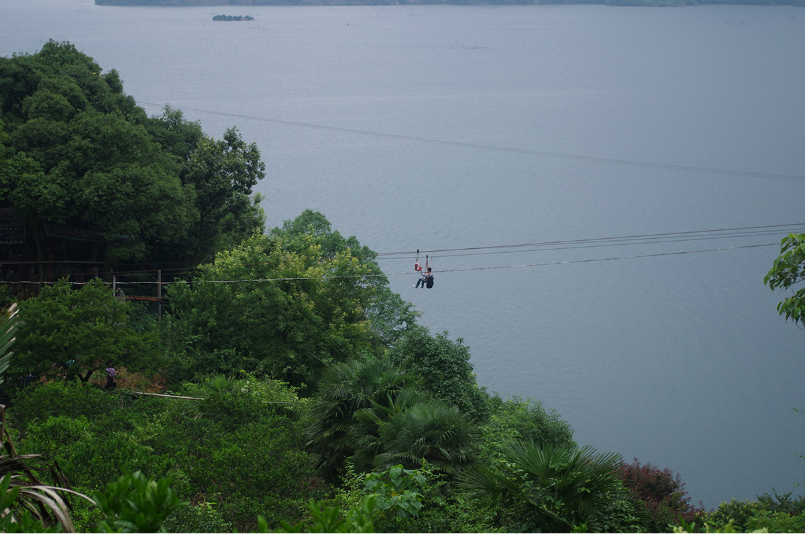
[2,0,804,509]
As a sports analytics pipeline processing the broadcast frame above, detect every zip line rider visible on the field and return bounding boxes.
[414,255,434,289]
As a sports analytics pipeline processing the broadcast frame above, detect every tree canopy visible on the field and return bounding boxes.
[163,211,416,388]
[13,279,157,386]
[0,41,265,270]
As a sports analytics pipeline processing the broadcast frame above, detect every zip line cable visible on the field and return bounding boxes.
[128,242,780,283]
[138,101,804,181]
[372,223,803,258]
[4,224,798,282]
[380,229,794,261]
[7,242,776,286]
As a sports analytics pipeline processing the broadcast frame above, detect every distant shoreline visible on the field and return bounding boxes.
[94,0,806,7]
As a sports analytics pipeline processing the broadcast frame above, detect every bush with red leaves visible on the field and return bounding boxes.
[617,458,706,532]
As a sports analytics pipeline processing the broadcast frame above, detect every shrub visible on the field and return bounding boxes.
[705,490,805,532]
[617,458,704,532]
[745,510,806,532]
[92,471,186,532]
[477,394,575,465]
[10,380,117,432]
[162,501,233,534]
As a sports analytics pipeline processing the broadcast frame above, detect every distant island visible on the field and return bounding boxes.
[213,14,256,20]
[95,0,805,6]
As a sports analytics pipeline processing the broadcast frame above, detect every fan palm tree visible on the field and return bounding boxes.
[305,355,418,479]
[348,387,429,473]
[461,441,636,532]
[373,400,480,475]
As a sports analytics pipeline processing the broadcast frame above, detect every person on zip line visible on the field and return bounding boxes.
[414,255,434,289]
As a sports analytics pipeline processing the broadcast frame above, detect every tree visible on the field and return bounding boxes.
[476,395,575,463]
[269,210,420,349]
[0,43,267,271]
[163,212,417,386]
[306,355,480,482]
[305,355,418,479]
[14,279,156,385]
[764,233,805,326]
[146,107,267,265]
[0,41,196,267]
[461,442,643,532]
[373,400,480,474]
[388,327,488,420]
[703,490,804,533]
[163,230,376,387]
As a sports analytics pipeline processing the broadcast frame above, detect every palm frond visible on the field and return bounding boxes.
[0,304,18,386]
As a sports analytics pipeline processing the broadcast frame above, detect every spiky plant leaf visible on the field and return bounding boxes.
[0,304,18,385]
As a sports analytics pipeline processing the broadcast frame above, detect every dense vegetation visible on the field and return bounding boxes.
[0,42,803,533]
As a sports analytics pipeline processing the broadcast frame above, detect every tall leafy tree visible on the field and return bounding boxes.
[163,211,418,385]
[270,210,420,349]
[146,107,267,265]
[0,42,268,270]
[14,279,157,385]
[388,327,488,420]
[163,226,379,387]
[0,41,195,266]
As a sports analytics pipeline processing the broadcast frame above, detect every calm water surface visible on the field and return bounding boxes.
[2,0,804,509]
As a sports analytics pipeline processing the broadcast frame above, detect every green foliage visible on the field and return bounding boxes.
[477,394,575,463]
[12,375,324,532]
[373,400,480,474]
[461,441,642,532]
[0,473,69,533]
[91,471,185,532]
[0,308,87,533]
[764,233,805,326]
[13,279,157,386]
[363,465,426,520]
[161,500,233,534]
[269,210,420,349]
[162,213,403,387]
[706,498,766,532]
[9,380,118,431]
[0,303,17,386]
[0,41,194,263]
[306,353,481,485]
[0,511,63,532]
[21,415,93,460]
[276,495,378,533]
[305,355,418,479]
[387,327,489,420]
[755,489,805,516]
[745,510,805,532]
[704,490,805,533]
[0,43,266,266]
[167,120,265,263]
[372,461,492,533]
[0,286,14,310]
